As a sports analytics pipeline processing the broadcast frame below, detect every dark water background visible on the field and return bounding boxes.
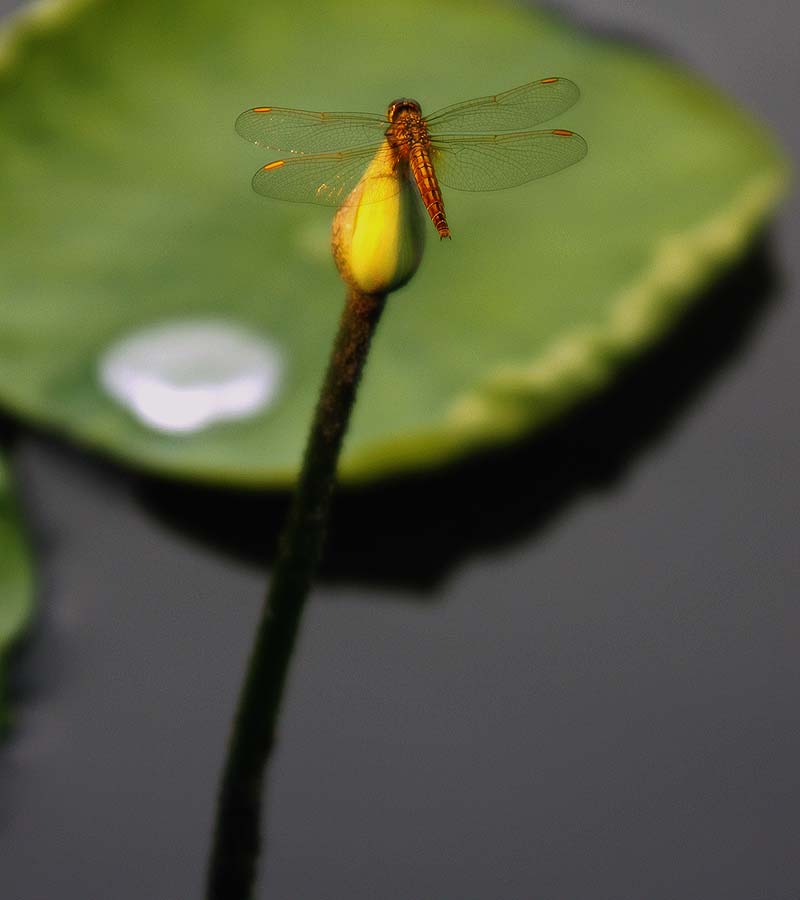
[2,0,798,898]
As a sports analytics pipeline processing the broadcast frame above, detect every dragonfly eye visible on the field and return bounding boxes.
[387,98,422,123]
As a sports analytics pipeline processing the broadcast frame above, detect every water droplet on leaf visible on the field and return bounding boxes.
[99,319,284,434]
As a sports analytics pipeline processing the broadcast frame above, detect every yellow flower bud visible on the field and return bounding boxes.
[331,142,426,295]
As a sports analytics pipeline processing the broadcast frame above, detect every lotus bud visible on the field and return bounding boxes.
[331,142,426,295]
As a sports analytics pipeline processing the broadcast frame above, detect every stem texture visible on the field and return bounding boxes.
[207,288,387,899]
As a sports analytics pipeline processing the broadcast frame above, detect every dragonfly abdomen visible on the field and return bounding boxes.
[409,144,450,239]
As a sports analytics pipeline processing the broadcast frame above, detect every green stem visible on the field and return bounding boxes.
[206,287,387,900]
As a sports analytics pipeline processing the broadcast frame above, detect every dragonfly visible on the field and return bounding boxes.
[235,77,587,239]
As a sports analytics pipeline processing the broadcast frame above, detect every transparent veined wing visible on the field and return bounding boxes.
[250,144,402,206]
[235,106,388,155]
[431,129,588,192]
[425,77,581,135]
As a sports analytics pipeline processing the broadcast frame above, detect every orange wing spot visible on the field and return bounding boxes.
[541,77,559,84]
[552,129,574,136]
[263,160,285,170]
[252,106,272,113]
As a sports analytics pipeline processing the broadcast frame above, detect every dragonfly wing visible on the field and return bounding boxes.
[236,107,388,154]
[250,145,401,206]
[425,77,580,134]
[431,129,587,192]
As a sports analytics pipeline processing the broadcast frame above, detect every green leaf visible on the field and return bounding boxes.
[0,0,789,486]
[0,452,34,730]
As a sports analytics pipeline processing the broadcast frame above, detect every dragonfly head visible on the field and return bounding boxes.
[387,98,422,123]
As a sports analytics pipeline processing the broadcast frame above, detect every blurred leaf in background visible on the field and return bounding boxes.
[0,0,789,487]
[0,452,33,729]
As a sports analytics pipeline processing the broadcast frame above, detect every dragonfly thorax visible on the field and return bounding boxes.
[385,99,429,157]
